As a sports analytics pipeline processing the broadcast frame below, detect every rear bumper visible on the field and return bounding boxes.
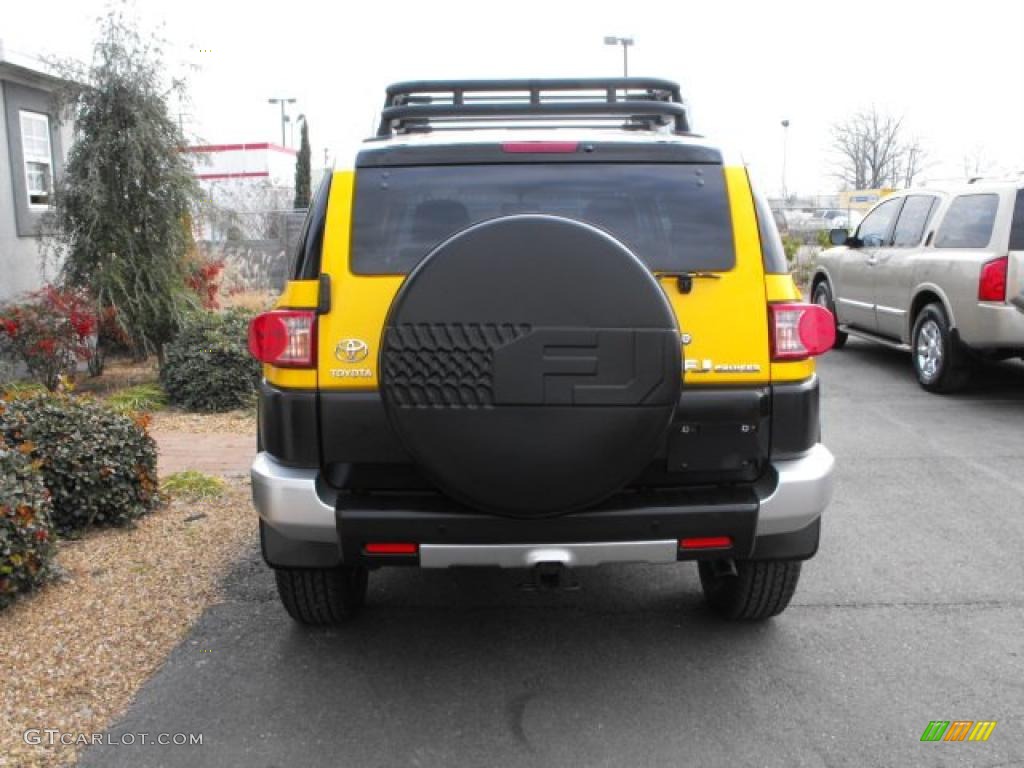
[958,302,1024,348]
[252,444,834,568]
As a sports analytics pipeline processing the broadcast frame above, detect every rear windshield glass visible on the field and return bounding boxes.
[350,164,734,274]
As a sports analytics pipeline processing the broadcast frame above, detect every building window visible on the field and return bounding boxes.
[20,110,53,207]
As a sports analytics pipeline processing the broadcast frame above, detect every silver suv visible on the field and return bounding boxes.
[813,180,1024,392]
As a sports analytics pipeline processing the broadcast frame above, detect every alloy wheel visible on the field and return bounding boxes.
[916,319,943,381]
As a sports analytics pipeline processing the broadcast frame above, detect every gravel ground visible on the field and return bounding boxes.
[0,479,257,768]
[150,408,255,434]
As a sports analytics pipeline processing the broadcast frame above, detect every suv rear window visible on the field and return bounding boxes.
[1010,188,1024,251]
[350,164,734,274]
[934,194,999,249]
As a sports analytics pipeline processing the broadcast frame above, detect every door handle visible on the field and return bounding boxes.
[866,257,878,266]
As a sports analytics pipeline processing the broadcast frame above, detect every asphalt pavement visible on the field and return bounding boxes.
[79,340,1024,768]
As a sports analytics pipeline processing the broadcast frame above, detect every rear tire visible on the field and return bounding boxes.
[811,279,847,349]
[698,559,801,620]
[911,303,971,393]
[274,566,368,626]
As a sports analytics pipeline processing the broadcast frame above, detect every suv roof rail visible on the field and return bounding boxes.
[375,78,691,138]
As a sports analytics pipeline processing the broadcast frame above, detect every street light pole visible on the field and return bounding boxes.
[781,119,790,200]
[268,97,296,147]
[603,36,635,77]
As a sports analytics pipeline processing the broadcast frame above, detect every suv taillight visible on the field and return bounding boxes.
[770,303,836,360]
[978,256,1008,302]
[248,310,317,367]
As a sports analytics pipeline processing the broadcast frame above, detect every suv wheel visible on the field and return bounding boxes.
[274,566,368,626]
[698,560,801,620]
[911,303,971,393]
[811,280,847,349]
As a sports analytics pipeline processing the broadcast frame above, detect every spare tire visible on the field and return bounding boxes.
[380,214,682,517]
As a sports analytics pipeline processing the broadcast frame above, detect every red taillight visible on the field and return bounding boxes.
[501,141,579,154]
[978,256,1008,301]
[770,303,836,360]
[248,310,316,367]
[679,536,733,550]
[364,542,418,555]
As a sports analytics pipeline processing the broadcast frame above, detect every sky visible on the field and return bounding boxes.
[4,0,1023,197]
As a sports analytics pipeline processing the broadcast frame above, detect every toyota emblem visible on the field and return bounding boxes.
[336,338,370,363]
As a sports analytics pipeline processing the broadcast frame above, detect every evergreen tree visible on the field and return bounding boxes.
[294,118,312,209]
[48,9,199,361]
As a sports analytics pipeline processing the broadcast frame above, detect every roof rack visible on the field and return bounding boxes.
[375,78,690,138]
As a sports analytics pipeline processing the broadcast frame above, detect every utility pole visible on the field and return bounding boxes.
[603,36,635,77]
[268,97,296,146]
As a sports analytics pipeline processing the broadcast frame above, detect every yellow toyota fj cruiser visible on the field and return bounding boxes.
[248,79,836,625]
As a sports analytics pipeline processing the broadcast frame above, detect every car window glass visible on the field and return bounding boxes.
[752,186,787,274]
[892,196,938,248]
[934,194,999,249]
[351,164,735,275]
[1009,189,1024,251]
[856,198,902,247]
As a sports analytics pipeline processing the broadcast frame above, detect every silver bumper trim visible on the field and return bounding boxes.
[251,453,336,543]
[756,443,835,536]
[419,540,678,569]
[251,441,835,552]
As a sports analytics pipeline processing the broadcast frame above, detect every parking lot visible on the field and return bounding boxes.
[80,341,1024,768]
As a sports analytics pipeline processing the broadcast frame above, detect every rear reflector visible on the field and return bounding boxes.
[680,536,733,550]
[770,302,836,360]
[978,255,1008,301]
[364,542,418,555]
[248,310,317,367]
[501,141,579,154]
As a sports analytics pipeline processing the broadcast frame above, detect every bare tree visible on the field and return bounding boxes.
[962,145,991,180]
[899,138,928,188]
[831,106,924,189]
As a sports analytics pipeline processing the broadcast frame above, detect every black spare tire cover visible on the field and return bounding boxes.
[380,215,682,517]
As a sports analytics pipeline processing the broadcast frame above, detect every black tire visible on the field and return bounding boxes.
[698,559,801,620]
[911,302,971,394]
[811,279,847,349]
[274,566,368,626]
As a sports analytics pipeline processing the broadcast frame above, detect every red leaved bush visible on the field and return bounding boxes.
[186,258,225,310]
[0,286,98,390]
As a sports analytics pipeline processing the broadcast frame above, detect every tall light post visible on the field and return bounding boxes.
[604,36,634,77]
[781,119,791,201]
[268,97,296,147]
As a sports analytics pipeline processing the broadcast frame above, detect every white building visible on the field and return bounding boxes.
[185,142,298,240]
[0,41,74,301]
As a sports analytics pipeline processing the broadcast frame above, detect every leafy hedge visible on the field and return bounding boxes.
[0,428,56,608]
[160,310,260,412]
[0,392,159,534]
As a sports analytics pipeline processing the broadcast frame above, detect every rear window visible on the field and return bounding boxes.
[350,164,735,274]
[934,194,999,249]
[1010,188,1024,251]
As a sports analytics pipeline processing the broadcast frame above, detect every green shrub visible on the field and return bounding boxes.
[162,470,225,499]
[0,429,56,609]
[782,234,801,266]
[107,382,168,414]
[160,309,259,412]
[0,392,159,534]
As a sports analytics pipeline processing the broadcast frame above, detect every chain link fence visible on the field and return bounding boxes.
[194,208,308,294]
